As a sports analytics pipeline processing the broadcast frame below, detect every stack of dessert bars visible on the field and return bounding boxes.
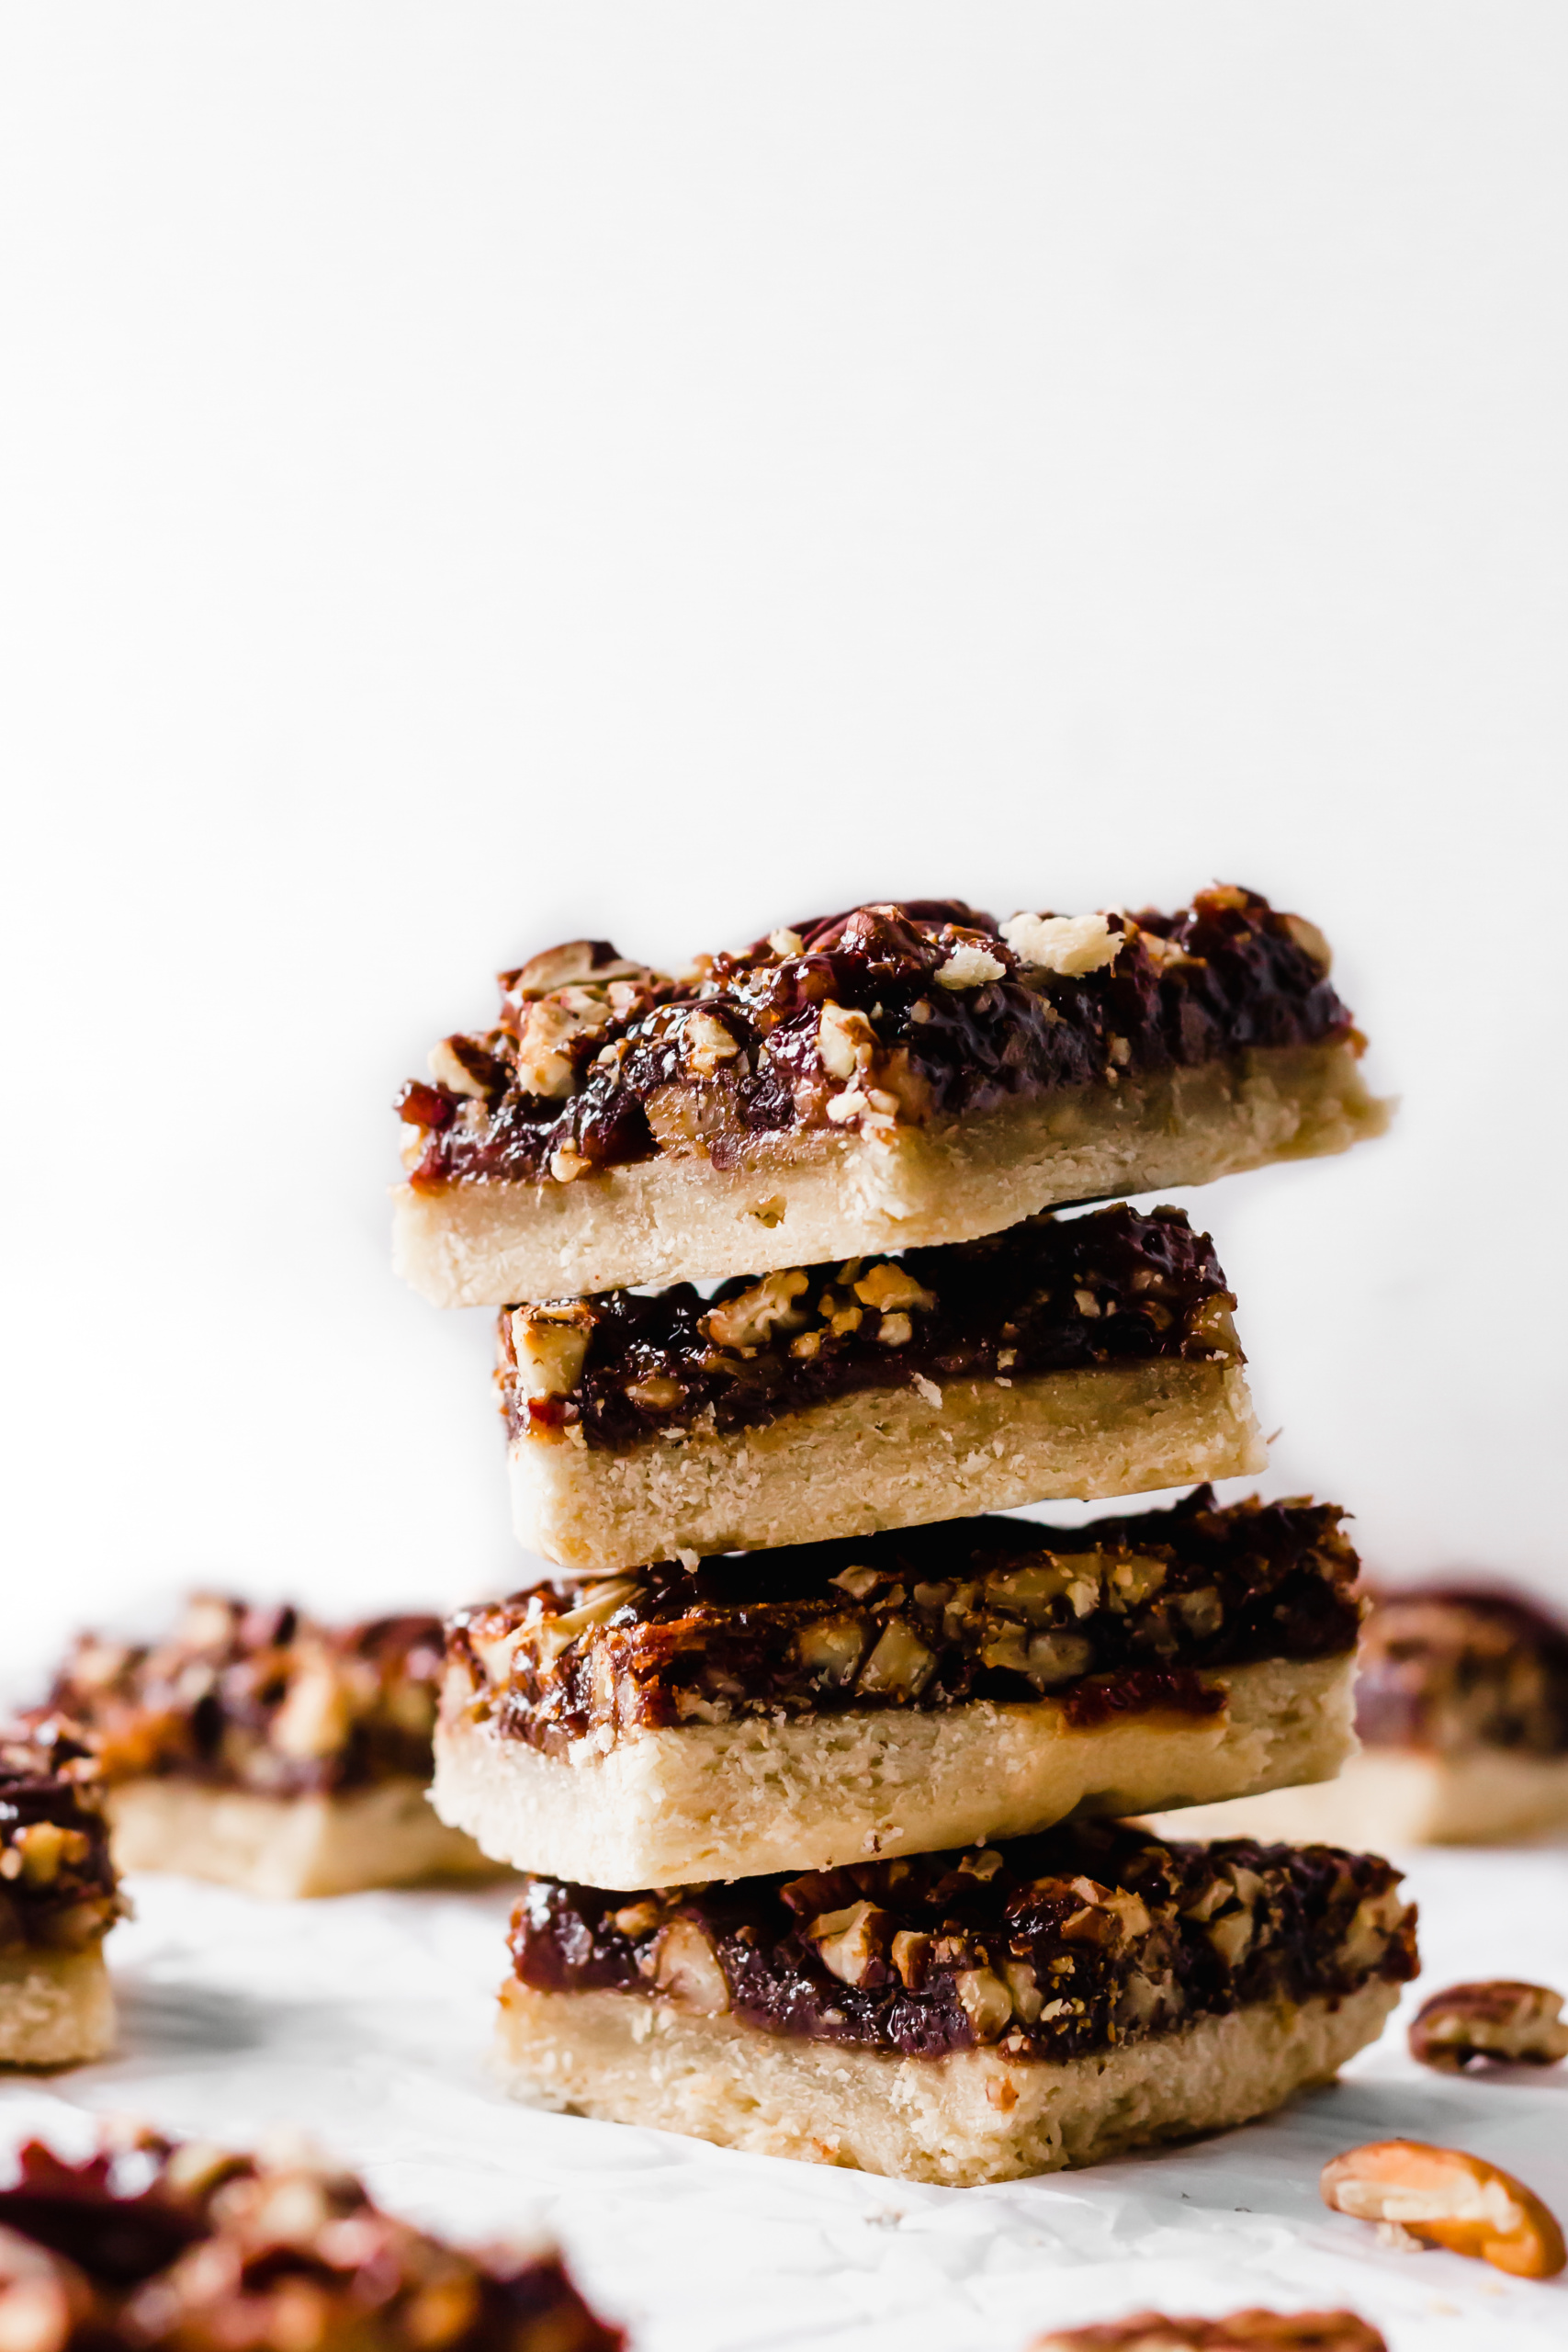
[399,888,1419,2186]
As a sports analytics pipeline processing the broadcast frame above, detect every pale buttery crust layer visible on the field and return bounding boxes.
[396,1040,1390,1307]
[492,1973,1401,2186]
[433,1653,1356,1885]
[0,1947,115,2068]
[106,1776,502,1899]
[1145,1743,1568,1849]
[512,1360,1266,1573]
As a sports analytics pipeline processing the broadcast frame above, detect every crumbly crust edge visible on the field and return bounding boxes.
[491,1973,1401,2186]
[434,1652,1357,1884]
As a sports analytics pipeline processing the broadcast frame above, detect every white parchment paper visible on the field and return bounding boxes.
[4,1845,1564,2352]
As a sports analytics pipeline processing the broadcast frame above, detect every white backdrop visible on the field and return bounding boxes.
[3,5,1565,1682]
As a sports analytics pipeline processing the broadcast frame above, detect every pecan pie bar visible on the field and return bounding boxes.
[434,1491,1362,1884]
[492,1823,1417,2185]
[394,888,1389,1306]
[1146,1584,1568,1847]
[0,1719,123,2066]
[41,1599,501,1898]
[502,1204,1263,1570]
[0,2126,623,2350]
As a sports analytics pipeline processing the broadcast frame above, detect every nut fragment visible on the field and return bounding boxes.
[270,1659,354,1762]
[935,942,1007,989]
[653,1917,730,2015]
[852,1261,938,1315]
[818,1001,877,1080]
[1320,2138,1566,2278]
[427,1035,491,1098]
[514,987,615,1098]
[857,1618,937,1699]
[1409,1980,1568,2073]
[809,1900,888,1988]
[795,1616,866,1685]
[531,1579,641,1666]
[1001,910,1122,978]
[705,1270,810,1351]
[682,1007,742,1077]
[511,1304,594,1400]
[954,1966,1013,2041]
[503,940,649,998]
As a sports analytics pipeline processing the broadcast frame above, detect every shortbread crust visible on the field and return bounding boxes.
[0,1946,115,2068]
[435,1652,1355,1883]
[400,1035,1385,1306]
[105,1775,500,1899]
[493,1978,1401,2186]
[513,1359,1263,1570]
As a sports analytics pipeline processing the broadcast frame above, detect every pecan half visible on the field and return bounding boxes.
[1033,2314,1384,2351]
[1320,2139,1566,2278]
[1408,1979,1568,2073]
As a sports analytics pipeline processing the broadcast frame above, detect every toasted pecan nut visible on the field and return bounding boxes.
[1321,2138,1566,2278]
[1408,1979,1568,2073]
[1032,2311,1386,2351]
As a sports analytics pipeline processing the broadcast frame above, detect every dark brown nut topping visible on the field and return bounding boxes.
[1321,2138,1566,2278]
[498,1203,1244,1454]
[398,886,1359,1193]
[1408,1979,1568,2072]
[509,1826,1416,2064]
[446,1488,1361,1754]
[0,1720,122,1952]
[1033,2313,1386,2352]
[39,1601,450,1802]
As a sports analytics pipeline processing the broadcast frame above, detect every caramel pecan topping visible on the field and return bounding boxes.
[498,1204,1241,1452]
[0,2128,623,2349]
[507,1826,1416,2064]
[446,1489,1360,1755]
[40,1600,448,1800]
[1353,1586,1568,1758]
[0,1719,122,1954]
[397,887,1356,1191]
